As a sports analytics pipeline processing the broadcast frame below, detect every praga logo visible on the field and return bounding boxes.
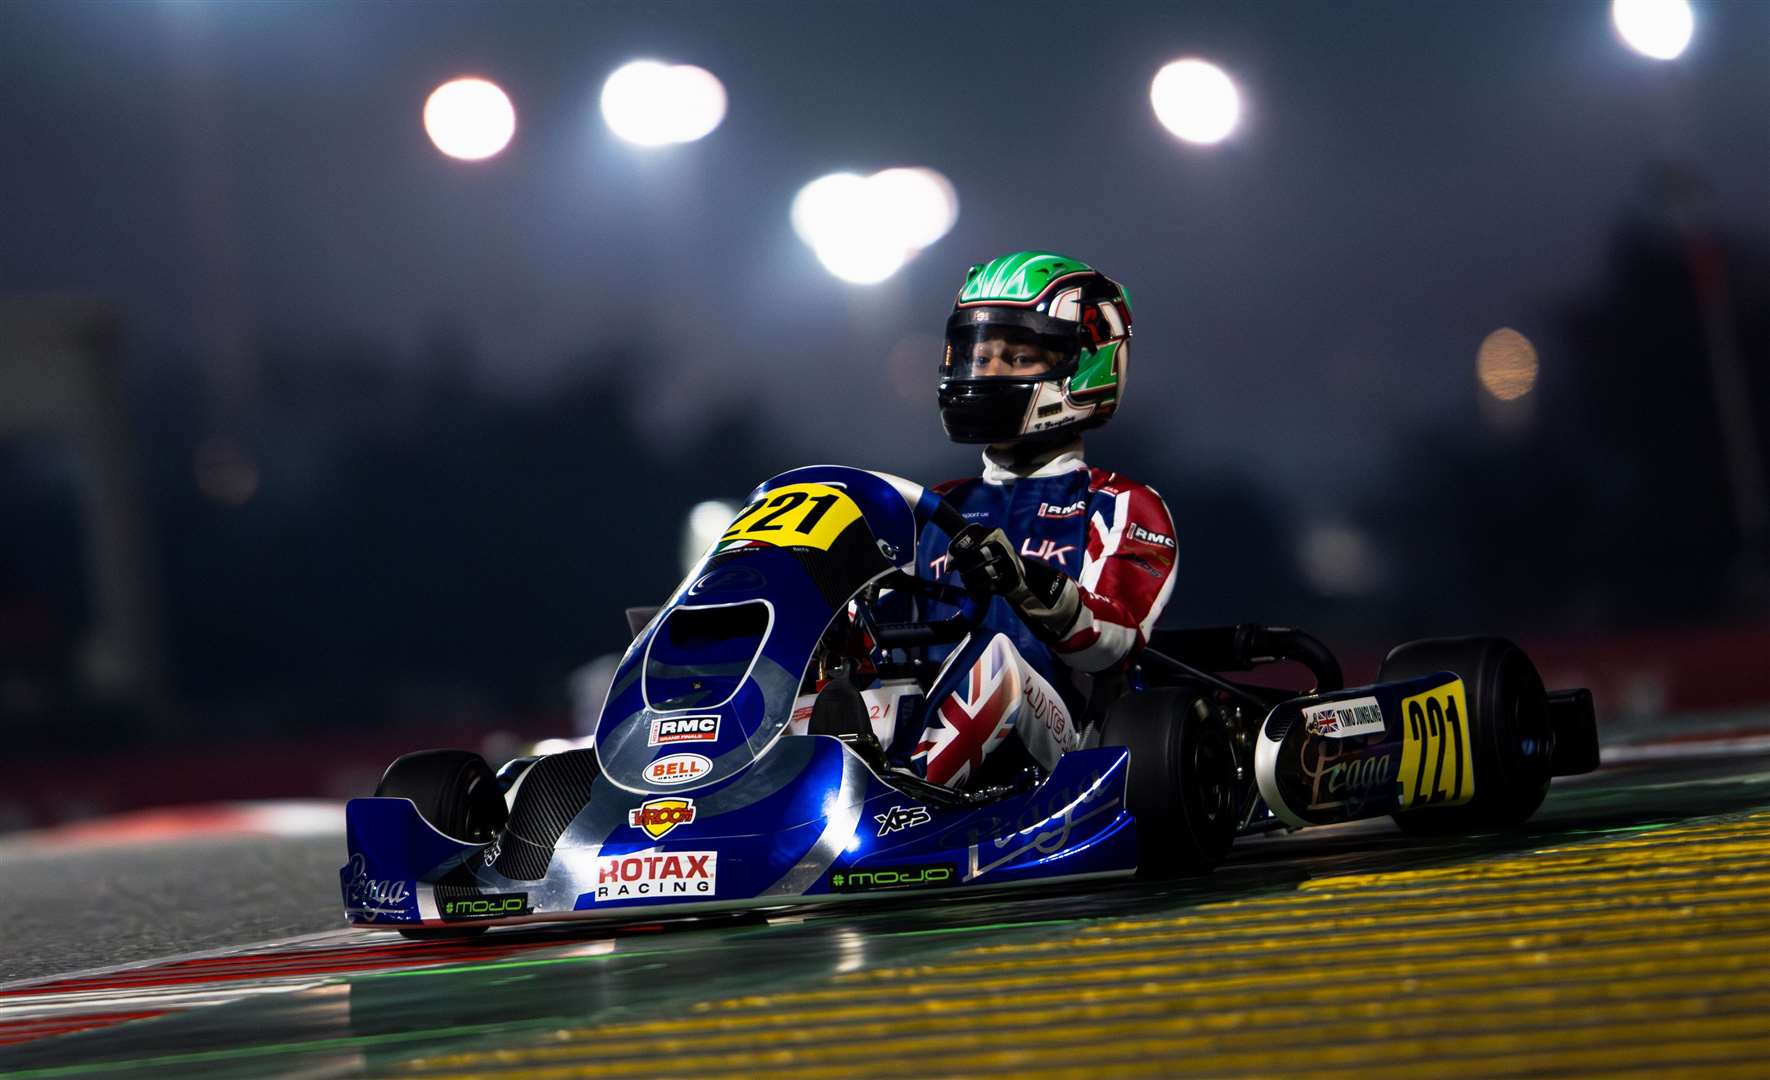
[644,753,711,786]
[1303,738,1397,816]
[1128,523,1175,549]
[829,864,956,893]
[629,797,697,839]
[441,893,530,920]
[591,851,716,901]
[343,853,412,922]
[649,715,720,745]
[1037,499,1087,519]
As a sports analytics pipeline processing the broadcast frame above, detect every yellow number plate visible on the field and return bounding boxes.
[1397,677,1476,808]
[717,483,862,553]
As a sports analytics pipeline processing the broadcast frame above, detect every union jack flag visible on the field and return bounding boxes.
[914,636,1023,787]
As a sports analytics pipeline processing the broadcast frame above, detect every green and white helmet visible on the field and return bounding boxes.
[937,251,1133,445]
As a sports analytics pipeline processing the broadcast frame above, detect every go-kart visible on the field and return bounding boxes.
[341,465,1600,935]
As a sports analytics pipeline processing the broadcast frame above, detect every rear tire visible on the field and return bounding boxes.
[374,749,508,844]
[1099,687,1239,878]
[1381,637,1552,835]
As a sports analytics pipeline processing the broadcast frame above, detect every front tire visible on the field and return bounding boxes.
[374,750,509,942]
[374,749,508,844]
[1099,687,1239,878]
[1381,636,1553,835]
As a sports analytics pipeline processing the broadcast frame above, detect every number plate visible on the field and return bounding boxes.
[1398,677,1476,808]
[716,483,862,553]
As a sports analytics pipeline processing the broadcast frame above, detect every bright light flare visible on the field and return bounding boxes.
[682,499,738,573]
[1477,328,1539,401]
[423,78,516,161]
[1612,0,1694,60]
[602,60,727,146]
[1151,58,1241,145]
[791,167,958,285]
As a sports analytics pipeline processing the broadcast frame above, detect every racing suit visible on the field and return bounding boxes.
[903,440,1179,787]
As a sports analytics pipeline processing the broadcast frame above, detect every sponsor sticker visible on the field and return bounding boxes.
[1038,499,1087,519]
[1127,523,1176,549]
[644,753,711,786]
[1302,695,1386,739]
[629,797,696,840]
[1399,678,1476,808]
[716,483,862,553]
[829,864,957,893]
[648,715,720,746]
[341,853,415,922]
[873,804,931,837]
[1303,742,1397,815]
[592,851,716,901]
[441,892,531,920]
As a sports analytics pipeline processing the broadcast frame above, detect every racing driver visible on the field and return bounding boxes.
[907,251,1179,789]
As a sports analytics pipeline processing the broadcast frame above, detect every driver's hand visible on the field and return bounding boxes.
[947,525,1082,642]
[947,525,1024,597]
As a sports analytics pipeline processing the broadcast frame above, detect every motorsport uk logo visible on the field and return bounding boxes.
[591,851,716,901]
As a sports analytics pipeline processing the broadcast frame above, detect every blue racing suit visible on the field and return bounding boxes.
[902,441,1180,786]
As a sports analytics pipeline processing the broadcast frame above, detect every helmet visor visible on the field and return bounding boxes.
[943,308,1080,382]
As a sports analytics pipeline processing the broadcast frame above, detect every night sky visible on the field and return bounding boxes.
[4,0,1767,508]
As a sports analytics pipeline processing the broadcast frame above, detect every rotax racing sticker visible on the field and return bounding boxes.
[591,851,716,901]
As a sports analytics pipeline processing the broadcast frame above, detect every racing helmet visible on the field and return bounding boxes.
[938,251,1133,444]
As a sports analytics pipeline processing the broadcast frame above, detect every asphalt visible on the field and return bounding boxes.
[4,744,1770,1078]
[0,836,343,986]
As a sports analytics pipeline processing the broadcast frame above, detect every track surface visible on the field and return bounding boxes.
[5,747,1770,1078]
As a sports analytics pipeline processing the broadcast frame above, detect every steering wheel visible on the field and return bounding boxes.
[861,492,991,651]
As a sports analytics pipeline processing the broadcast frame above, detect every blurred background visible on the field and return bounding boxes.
[2,0,1766,832]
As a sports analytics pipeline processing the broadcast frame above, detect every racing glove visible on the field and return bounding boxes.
[946,524,1082,643]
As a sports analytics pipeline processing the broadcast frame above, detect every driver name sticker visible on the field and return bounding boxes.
[1302,696,1386,739]
[1398,678,1476,808]
[716,483,862,553]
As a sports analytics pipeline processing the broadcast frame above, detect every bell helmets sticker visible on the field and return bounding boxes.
[629,797,696,839]
[648,714,720,745]
[644,753,712,786]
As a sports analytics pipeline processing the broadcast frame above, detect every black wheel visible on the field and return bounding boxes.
[1381,636,1553,835]
[374,749,509,844]
[1099,687,1239,878]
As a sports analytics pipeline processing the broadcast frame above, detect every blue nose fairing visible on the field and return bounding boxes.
[594,466,919,795]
